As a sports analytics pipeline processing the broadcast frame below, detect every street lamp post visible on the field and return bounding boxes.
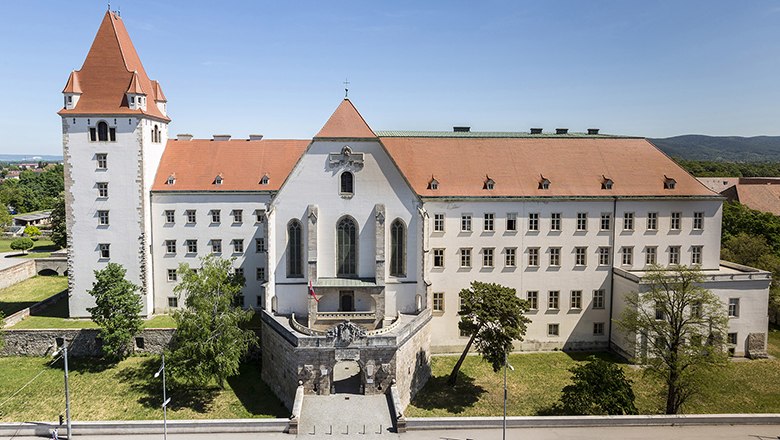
[52,340,72,439]
[154,353,170,440]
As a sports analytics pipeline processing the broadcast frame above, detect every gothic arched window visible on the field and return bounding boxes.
[340,171,354,196]
[390,219,406,277]
[337,217,357,277]
[287,220,303,278]
[97,121,109,142]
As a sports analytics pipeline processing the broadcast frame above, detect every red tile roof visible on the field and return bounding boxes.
[126,71,145,94]
[62,71,82,94]
[151,80,167,102]
[380,136,718,198]
[152,139,309,192]
[315,99,376,139]
[724,179,780,215]
[58,11,169,121]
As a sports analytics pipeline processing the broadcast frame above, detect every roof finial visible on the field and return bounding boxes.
[108,1,110,11]
[343,78,350,98]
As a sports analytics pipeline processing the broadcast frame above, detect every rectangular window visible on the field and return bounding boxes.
[255,209,265,223]
[97,210,109,226]
[167,269,177,282]
[186,239,197,254]
[461,214,472,232]
[693,212,704,230]
[576,212,587,231]
[647,212,658,230]
[459,248,472,268]
[593,322,605,336]
[621,246,633,266]
[433,292,444,312]
[505,247,516,267]
[433,248,445,268]
[90,128,97,142]
[570,290,582,309]
[623,212,634,231]
[669,246,680,265]
[433,213,445,232]
[600,213,611,231]
[598,247,610,266]
[233,239,244,253]
[210,209,221,224]
[99,243,110,259]
[97,182,108,198]
[655,302,665,320]
[96,153,107,169]
[506,213,517,231]
[728,298,739,318]
[186,210,196,224]
[109,127,116,141]
[550,213,561,231]
[671,212,681,230]
[168,297,178,308]
[165,210,175,224]
[593,289,605,309]
[549,247,561,267]
[575,247,587,266]
[548,323,560,337]
[256,238,265,253]
[483,213,494,232]
[165,240,176,254]
[528,247,540,267]
[235,268,244,279]
[528,213,539,231]
[526,291,538,310]
[232,209,243,224]
[482,248,494,268]
[645,246,657,265]
[727,332,738,345]
[256,267,266,281]
[691,245,702,265]
[548,291,559,310]
[210,239,222,253]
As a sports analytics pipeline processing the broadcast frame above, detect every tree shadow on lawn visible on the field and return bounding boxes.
[409,371,485,414]
[226,360,288,417]
[562,350,631,365]
[116,357,219,414]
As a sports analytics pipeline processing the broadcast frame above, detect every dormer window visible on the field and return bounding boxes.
[214,174,223,185]
[428,176,439,190]
[166,174,175,185]
[483,177,495,190]
[260,174,270,185]
[601,176,614,190]
[539,176,550,190]
[664,176,677,190]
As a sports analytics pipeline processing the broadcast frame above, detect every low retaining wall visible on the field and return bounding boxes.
[0,259,35,289]
[0,418,288,437]
[2,289,68,328]
[406,413,780,430]
[0,328,175,357]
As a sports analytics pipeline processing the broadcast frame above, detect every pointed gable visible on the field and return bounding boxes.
[58,11,169,121]
[126,71,145,94]
[62,71,82,94]
[315,98,376,139]
[151,80,167,102]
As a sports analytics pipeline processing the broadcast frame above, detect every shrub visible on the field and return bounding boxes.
[10,237,34,253]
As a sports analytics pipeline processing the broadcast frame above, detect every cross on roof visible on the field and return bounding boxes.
[343,78,350,98]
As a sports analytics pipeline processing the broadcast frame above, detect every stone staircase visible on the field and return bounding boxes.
[296,393,399,439]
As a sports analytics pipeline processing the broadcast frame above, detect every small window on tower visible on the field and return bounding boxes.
[109,127,116,142]
[89,127,97,142]
[97,121,109,141]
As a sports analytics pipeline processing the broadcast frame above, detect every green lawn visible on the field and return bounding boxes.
[0,356,286,422]
[408,331,780,416]
[0,276,67,317]
[0,238,60,258]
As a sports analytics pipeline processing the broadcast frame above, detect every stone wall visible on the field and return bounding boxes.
[393,311,432,410]
[0,260,36,290]
[261,315,301,409]
[0,328,175,357]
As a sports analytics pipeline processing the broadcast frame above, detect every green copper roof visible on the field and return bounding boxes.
[314,278,378,288]
[374,130,641,139]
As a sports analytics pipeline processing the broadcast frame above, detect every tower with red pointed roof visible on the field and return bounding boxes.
[60,10,169,317]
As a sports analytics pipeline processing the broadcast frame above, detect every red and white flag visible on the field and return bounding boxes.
[308,280,319,302]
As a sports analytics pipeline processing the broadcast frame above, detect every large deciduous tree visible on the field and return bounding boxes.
[168,254,257,388]
[559,356,637,415]
[448,281,530,385]
[50,193,67,249]
[616,265,728,414]
[88,263,144,361]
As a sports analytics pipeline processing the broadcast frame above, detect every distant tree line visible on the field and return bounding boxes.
[674,159,780,178]
[0,164,64,213]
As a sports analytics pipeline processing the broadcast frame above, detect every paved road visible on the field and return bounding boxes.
[3,424,780,440]
[0,251,29,271]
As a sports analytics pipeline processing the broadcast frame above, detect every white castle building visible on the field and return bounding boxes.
[60,11,771,406]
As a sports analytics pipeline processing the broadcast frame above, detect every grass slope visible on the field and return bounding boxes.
[0,238,59,258]
[0,276,67,317]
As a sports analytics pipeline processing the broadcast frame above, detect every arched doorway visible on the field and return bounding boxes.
[332,360,362,394]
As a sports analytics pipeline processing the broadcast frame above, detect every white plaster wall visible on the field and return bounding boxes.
[141,119,168,313]
[269,140,421,317]
[64,116,148,317]
[150,192,271,313]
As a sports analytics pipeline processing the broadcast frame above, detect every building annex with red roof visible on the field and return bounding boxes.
[60,10,771,410]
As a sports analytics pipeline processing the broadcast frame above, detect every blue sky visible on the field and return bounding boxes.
[1,1,779,155]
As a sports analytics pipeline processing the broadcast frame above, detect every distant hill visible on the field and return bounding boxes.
[650,135,780,162]
[0,154,63,163]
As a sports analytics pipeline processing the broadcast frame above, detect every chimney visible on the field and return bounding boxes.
[530,128,543,134]
[249,134,264,141]
[588,128,600,135]
[212,134,231,141]
[453,126,471,132]
[176,134,193,141]
[556,128,568,135]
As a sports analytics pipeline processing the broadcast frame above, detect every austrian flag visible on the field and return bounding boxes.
[308,280,320,302]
